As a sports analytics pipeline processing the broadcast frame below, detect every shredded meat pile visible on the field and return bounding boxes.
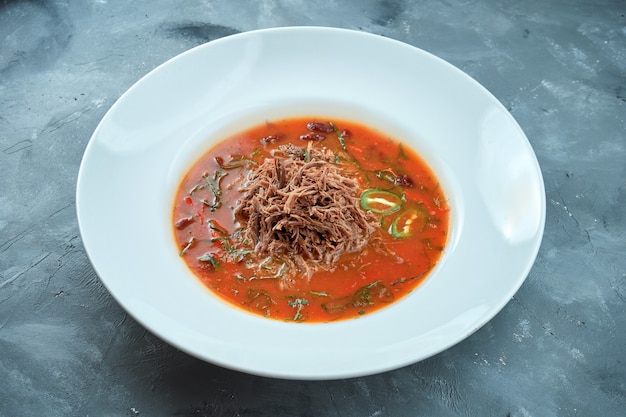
[234,143,379,280]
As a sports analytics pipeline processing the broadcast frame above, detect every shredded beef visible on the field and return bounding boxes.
[233,142,379,282]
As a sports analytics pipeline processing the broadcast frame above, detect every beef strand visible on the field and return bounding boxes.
[234,143,379,283]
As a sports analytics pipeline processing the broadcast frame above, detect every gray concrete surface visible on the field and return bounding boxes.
[1,0,625,416]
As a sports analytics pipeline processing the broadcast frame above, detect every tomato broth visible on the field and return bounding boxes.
[173,117,449,323]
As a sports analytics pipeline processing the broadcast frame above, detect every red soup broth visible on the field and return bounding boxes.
[173,117,449,323]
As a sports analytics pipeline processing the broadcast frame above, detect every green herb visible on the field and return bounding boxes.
[374,168,414,187]
[197,252,220,268]
[246,288,274,314]
[188,184,204,195]
[200,199,215,210]
[309,291,329,297]
[201,170,227,211]
[287,298,309,321]
[207,219,227,235]
[367,280,383,288]
[327,121,365,169]
[258,256,273,270]
[329,121,347,152]
[248,259,288,280]
[322,280,394,314]
[263,263,288,280]
[375,169,397,185]
[355,280,378,305]
[391,273,424,286]
[219,239,254,263]
[215,155,255,170]
[397,143,409,160]
[272,263,288,279]
[179,237,196,256]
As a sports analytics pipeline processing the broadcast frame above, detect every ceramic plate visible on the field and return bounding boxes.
[76,27,545,380]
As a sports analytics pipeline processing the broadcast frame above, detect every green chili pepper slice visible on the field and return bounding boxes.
[390,207,428,238]
[360,189,403,215]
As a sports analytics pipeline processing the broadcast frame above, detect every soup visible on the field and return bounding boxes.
[173,117,449,322]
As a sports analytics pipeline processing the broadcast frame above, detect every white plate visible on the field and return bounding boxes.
[76,27,545,380]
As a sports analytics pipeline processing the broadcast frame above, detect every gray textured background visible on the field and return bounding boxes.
[1,0,625,416]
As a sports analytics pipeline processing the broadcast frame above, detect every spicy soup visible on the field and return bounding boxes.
[173,117,449,323]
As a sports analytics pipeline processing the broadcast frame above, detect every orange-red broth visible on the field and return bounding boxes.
[173,117,449,323]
